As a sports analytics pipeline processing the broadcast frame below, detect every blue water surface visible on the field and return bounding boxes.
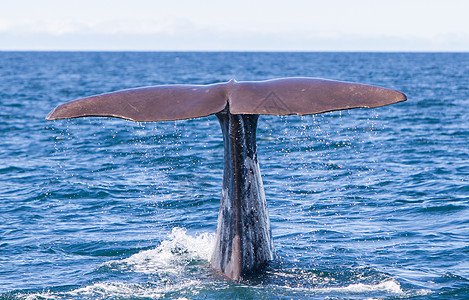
[0,52,468,299]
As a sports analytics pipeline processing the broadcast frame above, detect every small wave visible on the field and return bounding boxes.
[262,278,418,299]
[20,282,196,300]
[264,269,409,296]
[324,280,429,298]
[68,281,196,299]
[326,279,403,294]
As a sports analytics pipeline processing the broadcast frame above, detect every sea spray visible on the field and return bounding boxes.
[102,227,215,275]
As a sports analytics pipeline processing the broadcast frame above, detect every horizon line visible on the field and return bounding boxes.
[1,49,468,53]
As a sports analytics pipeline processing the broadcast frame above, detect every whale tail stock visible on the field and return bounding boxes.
[46,78,406,280]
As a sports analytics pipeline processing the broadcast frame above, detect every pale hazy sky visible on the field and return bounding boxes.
[1,0,469,51]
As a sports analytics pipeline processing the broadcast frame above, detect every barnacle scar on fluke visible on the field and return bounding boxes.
[47,77,406,281]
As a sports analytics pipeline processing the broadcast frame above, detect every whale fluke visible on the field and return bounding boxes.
[46,78,406,122]
[47,77,406,281]
[46,82,229,122]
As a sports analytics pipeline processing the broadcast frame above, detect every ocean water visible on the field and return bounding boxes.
[0,51,468,299]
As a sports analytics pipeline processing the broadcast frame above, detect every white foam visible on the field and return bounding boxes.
[21,278,199,300]
[21,229,214,300]
[68,281,197,299]
[329,279,404,294]
[102,227,215,275]
[69,282,163,299]
[23,292,58,300]
[17,229,430,299]
[276,278,404,296]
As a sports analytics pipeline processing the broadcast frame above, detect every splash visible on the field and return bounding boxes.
[19,228,215,300]
[13,229,430,299]
[102,227,215,275]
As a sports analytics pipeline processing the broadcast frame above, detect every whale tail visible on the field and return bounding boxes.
[46,78,406,122]
[47,78,406,280]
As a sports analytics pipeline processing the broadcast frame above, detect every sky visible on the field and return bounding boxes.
[1,0,469,51]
